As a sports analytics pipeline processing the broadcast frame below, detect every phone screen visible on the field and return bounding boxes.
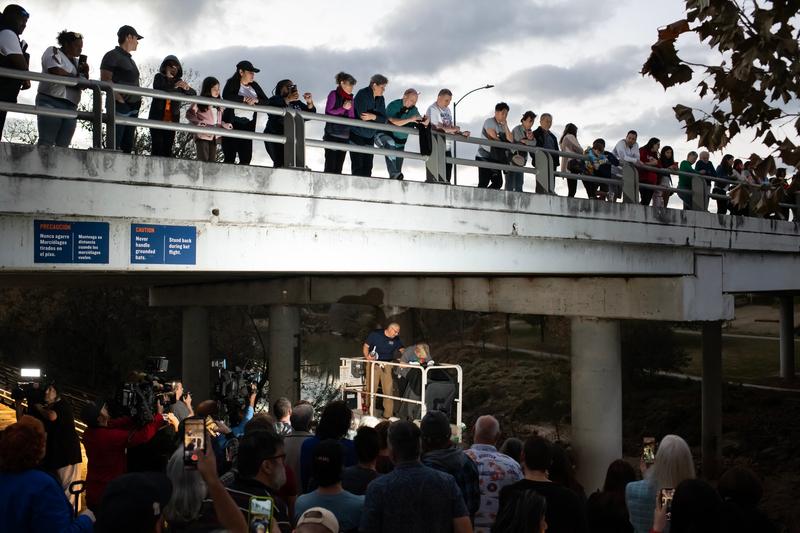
[660,488,675,519]
[183,418,206,468]
[642,437,657,465]
[249,496,274,533]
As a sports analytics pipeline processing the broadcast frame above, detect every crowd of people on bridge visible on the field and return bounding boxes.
[0,373,783,533]
[0,4,798,217]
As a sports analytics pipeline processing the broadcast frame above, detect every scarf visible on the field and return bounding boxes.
[337,86,353,101]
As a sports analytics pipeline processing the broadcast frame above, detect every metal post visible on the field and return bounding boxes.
[282,109,296,169]
[622,162,639,204]
[293,112,306,169]
[420,366,428,419]
[534,149,552,193]
[452,106,458,185]
[701,321,723,480]
[691,175,706,211]
[780,295,795,380]
[104,88,116,151]
[91,87,103,149]
[426,133,446,183]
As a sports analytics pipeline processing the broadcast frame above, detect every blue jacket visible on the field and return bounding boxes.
[0,469,93,532]
[351,87,386,140]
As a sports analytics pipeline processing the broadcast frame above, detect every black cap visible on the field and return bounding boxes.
[96,473,172,533]
[117,25,143,40]
[80,400,104,428]
[420,410,452,440]
[236,60,260,73]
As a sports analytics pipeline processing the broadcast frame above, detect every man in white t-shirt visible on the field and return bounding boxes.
[610,130,640,202]
[0,4,30,137]
[425,88,470,183]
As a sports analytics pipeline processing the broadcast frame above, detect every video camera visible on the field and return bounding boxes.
[212,358,266,422]
[117,357,179,425]
[10,367,47,406]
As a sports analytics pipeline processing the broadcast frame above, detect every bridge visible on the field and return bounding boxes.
[1,67,799,491]
[2,141,798,491]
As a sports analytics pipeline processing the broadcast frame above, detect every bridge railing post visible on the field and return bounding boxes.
[622,162,639,204]
[691,174,707,211]
[90,86,103,149]
[534,149,553,194]
[293,111,306,169]
[426,132,446,183]
[104,87,116,151]
[282,109,296,168]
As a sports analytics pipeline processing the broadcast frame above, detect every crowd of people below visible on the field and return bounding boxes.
[0,369,786,533]
[1,7,797,218]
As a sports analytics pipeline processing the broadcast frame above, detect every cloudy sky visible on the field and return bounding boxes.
[6,0,792,191]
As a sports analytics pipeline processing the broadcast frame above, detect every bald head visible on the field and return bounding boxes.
[473,415,500,445]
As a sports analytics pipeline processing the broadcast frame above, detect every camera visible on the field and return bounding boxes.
[11,367,47,405]
[212,358,266,422]
[116,357,178,425]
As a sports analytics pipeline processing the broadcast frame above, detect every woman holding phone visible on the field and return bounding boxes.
[36,30,87,147]
[221,60,269,165]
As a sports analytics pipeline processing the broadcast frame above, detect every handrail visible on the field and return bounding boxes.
[1,65,796,220]
[111,83,287,117]
[297,109,421,136]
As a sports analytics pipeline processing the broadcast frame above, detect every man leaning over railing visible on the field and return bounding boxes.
[100,25,143,153]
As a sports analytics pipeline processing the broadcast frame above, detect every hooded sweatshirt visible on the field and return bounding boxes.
[421,447,481,518]
[148,55,196,123]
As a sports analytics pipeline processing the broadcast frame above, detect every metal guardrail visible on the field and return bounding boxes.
[339,357,463,430]
[0,66,797,219]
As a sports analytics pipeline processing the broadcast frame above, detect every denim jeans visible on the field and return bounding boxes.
[374,132,405,178]
[505,171,524,192]
[110,100,140,153]
[36,93,78,147]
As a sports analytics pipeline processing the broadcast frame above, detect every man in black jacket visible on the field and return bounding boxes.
[533,113,559,192]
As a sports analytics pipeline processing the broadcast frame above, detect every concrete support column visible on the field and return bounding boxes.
[701,321,723,480]
[779,295,795,380]
[269,305,301,406]
[182,306,210,403]
[571,317,622,493]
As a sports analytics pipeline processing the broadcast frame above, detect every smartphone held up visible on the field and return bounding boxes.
[183,417,206,469]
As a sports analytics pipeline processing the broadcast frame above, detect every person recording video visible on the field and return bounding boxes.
[23,381,83,500]
[80,399,175,511]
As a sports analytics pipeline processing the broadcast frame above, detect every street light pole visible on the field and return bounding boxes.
[452,84,494,185]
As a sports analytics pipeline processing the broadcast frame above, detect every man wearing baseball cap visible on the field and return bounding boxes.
[95,472,171,533]
[100,24,143,153]
[295,507,339,533]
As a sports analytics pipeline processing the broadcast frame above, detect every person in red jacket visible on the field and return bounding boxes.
[638,137,660,206]
[80,400,169,510]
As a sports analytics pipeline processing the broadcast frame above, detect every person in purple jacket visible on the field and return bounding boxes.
[323,71,357,174]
